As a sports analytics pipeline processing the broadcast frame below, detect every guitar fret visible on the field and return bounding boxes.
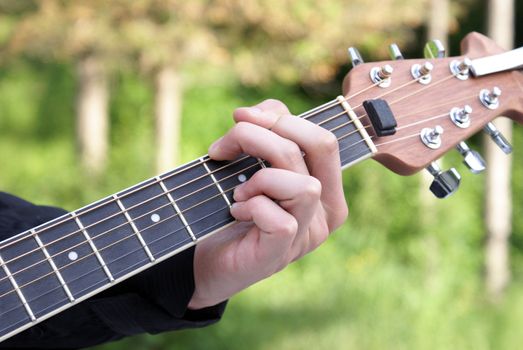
[73,215,114,282]
[33,231,75,302]
[113,195,155,262]
[156,177,197,242]
[256,158,267,168]
[201,157,232,207]
[0,253,36,321]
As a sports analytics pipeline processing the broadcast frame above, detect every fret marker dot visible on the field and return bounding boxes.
[238,174,247,183]
[68,251,78,261]
[151,213,160,223]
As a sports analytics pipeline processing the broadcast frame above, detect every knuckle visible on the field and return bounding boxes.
[318,130,339,155]
[303,177,322,201]
[249,168,269,184]
[247,195,267,210]
[277,217,298,237]
[280,141,303,166]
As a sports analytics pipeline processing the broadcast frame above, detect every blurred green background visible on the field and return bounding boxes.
[1,1,523,349]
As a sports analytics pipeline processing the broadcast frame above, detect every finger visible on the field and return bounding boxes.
[208,122,309,175]
[234,102,348,230]
[233,168,321,236]
[231,196,297,268]
[233,99,291,129]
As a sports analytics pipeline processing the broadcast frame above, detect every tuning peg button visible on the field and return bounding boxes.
[370,65,393,87]
[450,105,472,128]
[450,57,472,80]
[424,39,446,59]
[420,125,444,149]
[484,122,512,154]
[348,47,364,67]
[456,142,486,174]
[411,62,433,84]
[480,87,501,109]
[389,43,404,60]
[426,162,461,199]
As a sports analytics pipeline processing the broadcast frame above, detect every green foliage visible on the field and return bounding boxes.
[0,0,431,84]
[1,56,523,349]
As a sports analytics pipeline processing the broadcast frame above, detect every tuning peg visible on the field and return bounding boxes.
[456,142,486,174]
[450,57,472,80]
[480,87,502,109]
[424,39,446,59]
[348,47,364,67]
[389,43,404,60]
[411,61,433,84]
[484,122,512,154]
[426,162,461,198]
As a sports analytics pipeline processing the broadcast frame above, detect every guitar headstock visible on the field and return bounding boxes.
[341,32,523,182]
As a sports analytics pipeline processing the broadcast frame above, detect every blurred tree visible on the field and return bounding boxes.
[117,0,432,171]
[418,0,450,239]
[0,0,431,175]
[115,1,223,172]
[0,0,126,176]
[208,0,428,86]
[428,0,449,48]
[485,0,515,301]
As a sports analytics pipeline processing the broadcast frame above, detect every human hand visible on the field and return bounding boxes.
[187,99,348,309]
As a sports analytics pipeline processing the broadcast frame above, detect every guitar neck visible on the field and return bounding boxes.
[0,97,375,342]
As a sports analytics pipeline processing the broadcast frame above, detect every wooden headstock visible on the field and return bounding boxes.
[342,32,523,176]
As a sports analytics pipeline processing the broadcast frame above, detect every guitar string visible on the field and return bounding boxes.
[0,106,398,306]
[0,100,355,266]
[0,121,384,315]
[0,75,392,254]
[0,69,472,311]
[0,79,387,263]
[0,159,264,287]
[0,91,466,279]
[0,68,445,253]
[0,70,472,294]
[0,110,482,327]
[0,86,478,312]
[0,69,472,292]
[0,109,458,321]
[2,115,413,319]
[1,61,466,257]
[0,99,347,254]
[0,99,334,253]
[0,211,237,330]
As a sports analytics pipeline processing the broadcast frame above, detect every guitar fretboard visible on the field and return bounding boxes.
[0,97,375,342]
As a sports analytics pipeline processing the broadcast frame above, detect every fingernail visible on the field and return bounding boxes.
[233,183,245,201]
[208,136,223,154]
[248,107,263,117]
[230,201,243,217]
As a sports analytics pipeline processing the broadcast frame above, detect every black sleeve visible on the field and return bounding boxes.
[0,192,227,349]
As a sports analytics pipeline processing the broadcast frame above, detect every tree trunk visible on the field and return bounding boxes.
[485,0,514,301]
[155,65,182,174]
[428,0,449,49]
[419,0,449,220]
[76,55,109,176]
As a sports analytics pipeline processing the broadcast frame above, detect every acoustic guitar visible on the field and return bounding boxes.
[0,32,522,342]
